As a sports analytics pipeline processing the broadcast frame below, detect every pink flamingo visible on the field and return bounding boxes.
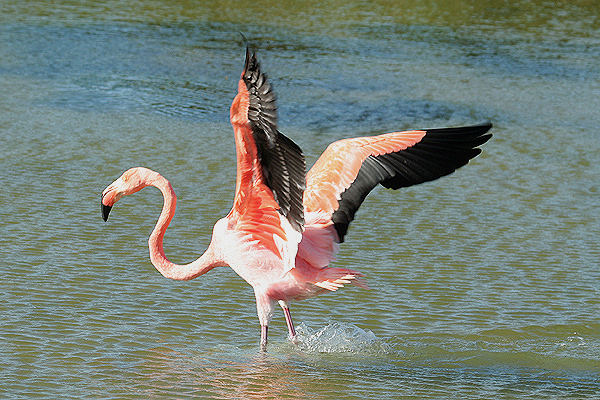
[101,47,492,349]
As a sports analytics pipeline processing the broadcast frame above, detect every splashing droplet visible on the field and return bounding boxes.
[294,322,390,354]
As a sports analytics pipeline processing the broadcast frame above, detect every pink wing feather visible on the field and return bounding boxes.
[304,123,492,243]
[227,48,306,268]
[304,130,427,216]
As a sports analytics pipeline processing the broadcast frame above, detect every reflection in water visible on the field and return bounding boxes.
[130,323,393,398]
[138,346,313,399]
[132,323,393,398]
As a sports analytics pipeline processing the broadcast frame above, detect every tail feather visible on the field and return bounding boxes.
[313,268,369,291]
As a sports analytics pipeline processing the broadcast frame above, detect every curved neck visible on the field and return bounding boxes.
[146,171,221,281]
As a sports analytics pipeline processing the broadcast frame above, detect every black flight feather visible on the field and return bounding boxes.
[332,122,492,242]
[242,46,306,232]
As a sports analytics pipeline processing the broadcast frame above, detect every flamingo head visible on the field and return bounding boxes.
[101,167,152,221]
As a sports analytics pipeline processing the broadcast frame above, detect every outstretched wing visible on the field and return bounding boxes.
[304,123,492,242]
[241,47,306,232]
[228,46,306,268]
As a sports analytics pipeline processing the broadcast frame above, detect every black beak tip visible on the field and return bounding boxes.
[101,200,112,222]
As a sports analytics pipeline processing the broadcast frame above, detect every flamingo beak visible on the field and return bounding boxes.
[101,177,127,222]
[101,193,112,221]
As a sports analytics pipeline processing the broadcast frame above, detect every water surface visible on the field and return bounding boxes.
[1,1,599,398]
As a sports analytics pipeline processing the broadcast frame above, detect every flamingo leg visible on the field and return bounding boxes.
[282,306,297,341]
[260,325,268,351]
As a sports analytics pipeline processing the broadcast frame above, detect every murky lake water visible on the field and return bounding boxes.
[1,1,599,398]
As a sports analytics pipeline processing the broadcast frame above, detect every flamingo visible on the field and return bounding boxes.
[101,46,492,350]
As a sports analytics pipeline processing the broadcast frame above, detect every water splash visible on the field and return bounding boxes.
[558,333,586,349]
[292,322,392,354]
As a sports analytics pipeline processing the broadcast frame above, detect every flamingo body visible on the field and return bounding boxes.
[101,46,492,349]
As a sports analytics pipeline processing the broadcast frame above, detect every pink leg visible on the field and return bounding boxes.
[260,325,268,351]
[282,306,297,340]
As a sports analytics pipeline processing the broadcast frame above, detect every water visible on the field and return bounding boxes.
[1,1,599,398]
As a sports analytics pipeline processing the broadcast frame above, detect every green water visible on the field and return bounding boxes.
[1,1,599,398]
